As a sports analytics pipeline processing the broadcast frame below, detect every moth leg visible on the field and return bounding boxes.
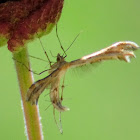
[59,111,63,133]
[29,55,48,63]
[53,108,63,134]
[45,103,52,111]
[49,50,57,58]
[44,88,51,97]
[37,37,52,67]
[44,99,51,103]
[13,57,50,75]
[61,75,66,101]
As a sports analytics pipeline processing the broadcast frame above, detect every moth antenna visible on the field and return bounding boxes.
[56,24,67,57]
[63,31,82,56]
[37,33,52,67]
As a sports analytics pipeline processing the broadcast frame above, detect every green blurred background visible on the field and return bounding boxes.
[0,0,140,139]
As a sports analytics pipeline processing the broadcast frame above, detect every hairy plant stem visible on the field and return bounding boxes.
[13,47,43,140]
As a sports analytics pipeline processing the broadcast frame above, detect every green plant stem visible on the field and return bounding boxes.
[13,47,43,140]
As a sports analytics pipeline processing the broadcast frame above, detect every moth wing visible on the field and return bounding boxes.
[50,76,70,112]
[26,75,52,105]
[26,68,65,105]
[68,41,139,69]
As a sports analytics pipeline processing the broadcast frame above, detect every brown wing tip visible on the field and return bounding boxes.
[26,89,39,105]
[26,97,38,105]
[26,97,39,105]
[53,101,70,112]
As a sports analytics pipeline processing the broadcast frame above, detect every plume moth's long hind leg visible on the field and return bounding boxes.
[53,108,63,134]
[59,111,63,133]
[60,75,66,101]
[57,75,65,134]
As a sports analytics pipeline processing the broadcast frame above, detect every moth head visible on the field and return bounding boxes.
[57,53,65,62]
